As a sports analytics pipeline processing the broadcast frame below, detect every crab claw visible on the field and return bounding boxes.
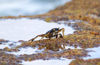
[60,28,65,37]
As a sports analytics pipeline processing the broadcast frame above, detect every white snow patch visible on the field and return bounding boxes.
[84,47,100,59]
[0,18,75,41]
[7,47,44,55]
[22,58,73,65]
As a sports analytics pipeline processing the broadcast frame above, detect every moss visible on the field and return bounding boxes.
[45,18,52,22]
[0,50,21,65]
[97,62,100,65]
[69,59,100,65]
[0,61,7,65]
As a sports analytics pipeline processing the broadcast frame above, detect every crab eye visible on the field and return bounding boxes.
[56,28,59,30]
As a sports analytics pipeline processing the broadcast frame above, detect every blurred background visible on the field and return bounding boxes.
[0,0,70,16]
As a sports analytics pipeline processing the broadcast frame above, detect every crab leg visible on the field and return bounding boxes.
[29,34,45,41]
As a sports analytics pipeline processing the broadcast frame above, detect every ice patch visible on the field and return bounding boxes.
[22,58,73,65]
[0,18,75,41]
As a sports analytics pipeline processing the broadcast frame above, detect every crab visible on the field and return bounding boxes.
[29,28,65,41]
